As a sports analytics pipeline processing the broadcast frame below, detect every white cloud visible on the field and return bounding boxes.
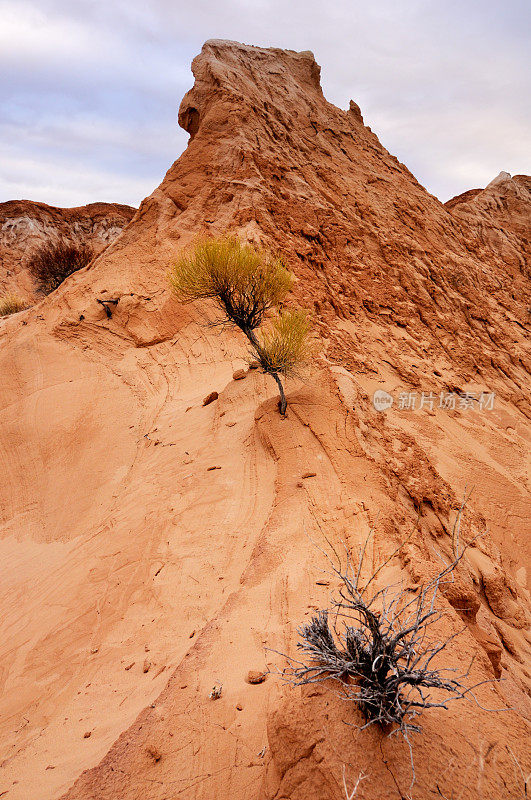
[0,0,529,206]
[0,146,158,207]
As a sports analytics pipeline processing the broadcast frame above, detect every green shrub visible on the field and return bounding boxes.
[169,237,293,328]
[169,237,313,414]
[258,309,314,378]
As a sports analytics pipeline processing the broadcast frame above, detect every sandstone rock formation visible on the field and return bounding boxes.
[0,200,135,301]
[0,41,529,800]
[446,171,530,276]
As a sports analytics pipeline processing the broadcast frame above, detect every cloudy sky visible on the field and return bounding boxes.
[1,0,529,208]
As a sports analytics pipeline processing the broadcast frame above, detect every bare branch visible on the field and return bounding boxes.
[278,515,495,793]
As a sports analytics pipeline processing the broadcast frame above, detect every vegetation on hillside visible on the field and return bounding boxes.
[281,518,491,792]
[169,236,314,414]
[0,294,26,317]
[28,238,94,294]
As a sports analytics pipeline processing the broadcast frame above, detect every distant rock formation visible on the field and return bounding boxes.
[0,199,135,299]
[486,170,512,188]
[446,172,530,273]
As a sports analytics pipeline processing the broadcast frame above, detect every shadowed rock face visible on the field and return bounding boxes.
[0,199,135,300]
[0,41,529,800]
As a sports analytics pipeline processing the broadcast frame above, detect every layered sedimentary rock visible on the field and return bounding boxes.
[0,200,135,300]
[0,41,529,800]
[446,171,530,275]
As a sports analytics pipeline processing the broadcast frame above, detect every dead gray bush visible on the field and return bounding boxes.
[279,518,496,792]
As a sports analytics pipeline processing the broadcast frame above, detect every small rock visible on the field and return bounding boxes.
[348,100,363,123]
[189,630,196,638]
[232,369,247,380]
[236,703,243,711]
[124,662,135,671]
[301,471,317,479]
[207,465,221,471]
[202,391,218,407]
[83,731,91,739]
[247,670,267,685]
[90,647,99,654]
[145,644,150,652]
[146,745,162,762]
[296,481,303,488]
[248,360,260,370]
[45,765,55,770]
[143,659,151,673]
[316,580,330,586]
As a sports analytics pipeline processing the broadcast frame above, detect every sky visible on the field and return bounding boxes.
[0,0,529,208]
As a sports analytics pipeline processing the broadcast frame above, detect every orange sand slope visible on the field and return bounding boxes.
[0,41,529,800]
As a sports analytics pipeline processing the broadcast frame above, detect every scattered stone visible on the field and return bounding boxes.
[247,670,267,685]
[207,465,221,471]
[202,391,218,406]
[209,683,223,699]
[146,745,162,762]
[232,368,247,380]
[301,471,317,479]
[124,662,135,671]
[143,659,151,673]
[83,731,91,739]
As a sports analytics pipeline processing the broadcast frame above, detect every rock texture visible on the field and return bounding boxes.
[446,171,530,276]
[0,200,135,300]
[0,41,529,800]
